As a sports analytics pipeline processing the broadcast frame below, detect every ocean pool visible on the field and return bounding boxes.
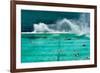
[21,33,90,63]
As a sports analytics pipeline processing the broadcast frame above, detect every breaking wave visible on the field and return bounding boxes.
[32,14,90,37]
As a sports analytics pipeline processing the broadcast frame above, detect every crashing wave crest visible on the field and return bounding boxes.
[32,14,90,37]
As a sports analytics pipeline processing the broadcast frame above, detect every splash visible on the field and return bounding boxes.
[33,23,54,32]
[32,13,90,37]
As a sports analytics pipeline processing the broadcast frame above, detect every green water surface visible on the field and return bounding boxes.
[21,33,90,63]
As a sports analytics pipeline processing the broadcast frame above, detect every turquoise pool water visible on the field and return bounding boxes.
[21,33,90,63]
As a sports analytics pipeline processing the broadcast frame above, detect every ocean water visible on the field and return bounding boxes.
[21,33,90,63]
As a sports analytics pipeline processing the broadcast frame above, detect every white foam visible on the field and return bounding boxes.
[31,13,90,37]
